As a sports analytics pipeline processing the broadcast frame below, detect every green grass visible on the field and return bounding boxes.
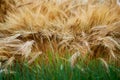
[0,51,120,80]
[0,56,120,80]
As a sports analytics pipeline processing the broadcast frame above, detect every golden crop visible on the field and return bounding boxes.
[0,0,120,68]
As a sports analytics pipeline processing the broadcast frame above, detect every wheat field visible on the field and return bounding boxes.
[0,0,120,78]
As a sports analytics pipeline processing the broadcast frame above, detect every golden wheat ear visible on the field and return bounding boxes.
[0,0,16,22]
[109,21,120,32]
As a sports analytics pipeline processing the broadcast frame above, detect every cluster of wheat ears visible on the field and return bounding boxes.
[0,0,120,69]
